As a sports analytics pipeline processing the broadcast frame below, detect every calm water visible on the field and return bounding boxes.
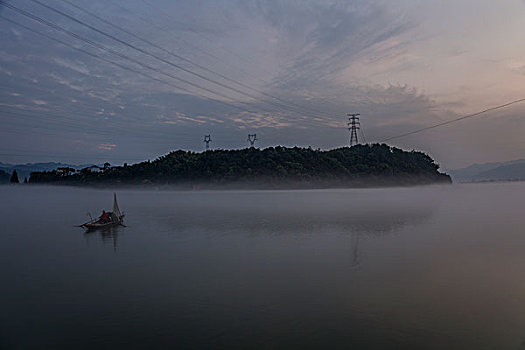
[1,183,525,349]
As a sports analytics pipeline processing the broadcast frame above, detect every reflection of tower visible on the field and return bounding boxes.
[247,134,257,147]
[203,135,212,151]
[350,232,360,267]
[347,113,360,146]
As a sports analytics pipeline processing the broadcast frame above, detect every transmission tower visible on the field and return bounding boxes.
[247,134,257,147]
[347,113,360,146]
[203,135,212,150]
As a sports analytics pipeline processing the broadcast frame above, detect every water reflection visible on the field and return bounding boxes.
[6,184,525,349]
[350,232,360,267]
[346,210,433,267]
[83,226,119,251]
[156,199,435,267]
[161,202,434,234]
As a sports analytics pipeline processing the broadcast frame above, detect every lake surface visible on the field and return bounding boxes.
[1,183,525,349]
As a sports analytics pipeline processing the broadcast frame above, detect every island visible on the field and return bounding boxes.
[29,144,451,188]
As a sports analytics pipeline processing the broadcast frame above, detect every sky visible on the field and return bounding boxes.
[1,0,525,169]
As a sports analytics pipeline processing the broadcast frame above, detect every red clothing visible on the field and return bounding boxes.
[100,212,110,222]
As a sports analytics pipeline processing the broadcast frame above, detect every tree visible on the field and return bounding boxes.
[27,145,452,187]
[10,170,19,183]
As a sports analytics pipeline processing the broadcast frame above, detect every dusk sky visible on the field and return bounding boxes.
[1,0,525,168]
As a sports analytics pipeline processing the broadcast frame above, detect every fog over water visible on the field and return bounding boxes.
[1,183,525,349]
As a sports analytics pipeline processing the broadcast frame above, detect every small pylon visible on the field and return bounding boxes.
[247,134,257,147]
[203,135,212,151]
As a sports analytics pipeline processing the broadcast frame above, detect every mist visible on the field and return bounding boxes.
[3,183,525,348]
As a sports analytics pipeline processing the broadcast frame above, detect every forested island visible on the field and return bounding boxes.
[29,144,451,189]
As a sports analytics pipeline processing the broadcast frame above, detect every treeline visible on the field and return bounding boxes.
[0,169,24,184]
[0,169,10,183]
[29,144,451,188]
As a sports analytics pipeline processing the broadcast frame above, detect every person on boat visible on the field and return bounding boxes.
[100,210,110,223]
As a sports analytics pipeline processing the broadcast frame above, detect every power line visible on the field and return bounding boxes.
[29,0,330,121]
[11,2,523,149]
[139,0,275,78]
[0,14,246,118]
[56,0,330,119]
[0,8,265,117]
[112,0,340,115]
[359,126,367,144]
[0,17,242,138]
[380,98,525,142]
[0,107,198,142]
[0,104,253,149]
[2,2,328,130]
[108,0,266,87]
[11,1,256,105]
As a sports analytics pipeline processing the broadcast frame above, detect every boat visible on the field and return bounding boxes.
[81,192,125,230]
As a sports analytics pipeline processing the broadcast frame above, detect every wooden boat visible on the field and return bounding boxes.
[81,193,125,230]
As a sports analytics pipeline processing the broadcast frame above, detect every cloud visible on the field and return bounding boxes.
[1,0,524,167]
[53,58,90,75]
[156,112,227,126]
[97,144,117,150]
[231,112,291,129]
[234,0,414,91]
[48,73,85,92]
[0,66,13,76]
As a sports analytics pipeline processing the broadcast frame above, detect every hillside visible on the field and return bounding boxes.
[449,159,525,182]
[29,144,451,188]
[475,163,525,181]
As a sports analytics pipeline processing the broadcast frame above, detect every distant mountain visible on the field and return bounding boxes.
[0,162,97,181]
[449,159,525,182]
[475,163,525,181]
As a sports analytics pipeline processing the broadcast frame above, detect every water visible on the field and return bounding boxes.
[1,183,525,349]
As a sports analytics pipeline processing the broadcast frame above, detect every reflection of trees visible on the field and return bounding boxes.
[84,226,119,252]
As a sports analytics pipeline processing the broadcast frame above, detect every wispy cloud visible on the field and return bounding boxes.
[48,73,85,92]
[53,58,90,75]
[97,143,117,150]
[1,0,525,167]
[232,112,291,129]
